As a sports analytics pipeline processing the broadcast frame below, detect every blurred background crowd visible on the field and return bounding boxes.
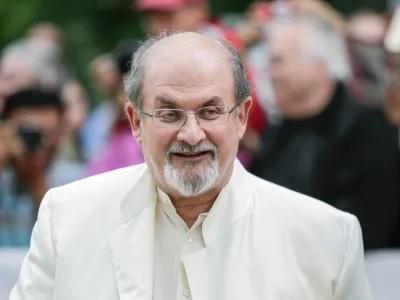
[0,0,400,297]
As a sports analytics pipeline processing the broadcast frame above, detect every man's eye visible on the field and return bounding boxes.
[158,111,182,122]
[200,107,224,119]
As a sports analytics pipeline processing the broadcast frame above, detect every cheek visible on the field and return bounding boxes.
[141,126,176,160]
[204,126,239,157]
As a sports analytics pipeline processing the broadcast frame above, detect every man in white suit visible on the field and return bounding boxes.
[10,31,371,300]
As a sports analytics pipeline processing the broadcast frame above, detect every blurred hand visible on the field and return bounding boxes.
[0,122,24,168]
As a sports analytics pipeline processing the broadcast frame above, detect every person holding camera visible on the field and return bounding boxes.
[0,89,82,246]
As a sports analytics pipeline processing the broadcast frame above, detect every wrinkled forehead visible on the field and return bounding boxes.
[141,37,235,108]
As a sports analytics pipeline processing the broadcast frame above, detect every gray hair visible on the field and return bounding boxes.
[123,31,251,110]
[268,15,351,81]
[1,39,66,90]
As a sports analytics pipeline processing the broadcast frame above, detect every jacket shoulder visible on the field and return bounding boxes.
[246,173,361,260]
[48,164,147,209]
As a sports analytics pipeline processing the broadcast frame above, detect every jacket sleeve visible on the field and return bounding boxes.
[333,215,372,300]
[9,190,56,300]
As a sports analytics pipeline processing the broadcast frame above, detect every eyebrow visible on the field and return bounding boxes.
[155,96,178,108]
[154,96,225,108]
[201,97,225,107]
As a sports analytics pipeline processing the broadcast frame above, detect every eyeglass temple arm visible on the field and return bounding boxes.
[229,103,240,113]
[139,109,153,117]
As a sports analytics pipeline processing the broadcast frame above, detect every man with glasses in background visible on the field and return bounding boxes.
[11,32,371,300]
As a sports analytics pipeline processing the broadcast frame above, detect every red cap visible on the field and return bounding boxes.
[135,0,190,11]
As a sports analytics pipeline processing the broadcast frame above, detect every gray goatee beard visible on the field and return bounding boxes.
[163,142,220,197]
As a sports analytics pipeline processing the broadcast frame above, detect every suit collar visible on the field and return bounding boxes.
[109,159,254,300]
[109,165,157,300]
[118,159,254,242]
[120,165,156,223]
[202,159,254,245]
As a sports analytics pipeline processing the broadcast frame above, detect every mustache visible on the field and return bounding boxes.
[167,142,217,158]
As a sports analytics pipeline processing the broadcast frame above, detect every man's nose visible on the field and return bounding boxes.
[176,114,206,146]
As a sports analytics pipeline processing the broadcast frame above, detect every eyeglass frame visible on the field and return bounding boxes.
[139,103,240,127]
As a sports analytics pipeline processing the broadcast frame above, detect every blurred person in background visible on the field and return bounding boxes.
[26,22,63,49]
[134,0,267,167]
[84,42,145,176]
[250,16,400,250]
[81,54,122,161]
[26,22,89,164]
[238,0,288,127]
[59,80,88,162]
[347,11,391,108]
[0,33,87,171]
[0,40,63,113]
[0,90,81,246]
[238,0,348,125]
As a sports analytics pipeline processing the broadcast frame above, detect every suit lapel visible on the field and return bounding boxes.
[108,168,156,300]
[108,160,255,300]
[184,160,257,300]
[202,160,254,245]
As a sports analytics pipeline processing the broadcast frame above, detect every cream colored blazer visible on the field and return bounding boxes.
[10,161,371,300]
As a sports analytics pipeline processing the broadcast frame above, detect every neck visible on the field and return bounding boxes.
[156,160,235,227]
[172,191,219,228]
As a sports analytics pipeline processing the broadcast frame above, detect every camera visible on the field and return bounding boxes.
[17,125,43,152]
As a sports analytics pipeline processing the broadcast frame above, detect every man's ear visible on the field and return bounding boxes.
[125,102,143,145]
[236,96,253,139]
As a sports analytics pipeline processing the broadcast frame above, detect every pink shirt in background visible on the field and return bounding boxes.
[85,123,145,177]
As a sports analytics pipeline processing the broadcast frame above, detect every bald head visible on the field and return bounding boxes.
[144,32,231,73]
[146,32,230,61]
[144,33,233,97]
[124,31,251,109]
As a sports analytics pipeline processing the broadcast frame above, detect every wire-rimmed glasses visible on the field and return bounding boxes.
[140,105,238,127]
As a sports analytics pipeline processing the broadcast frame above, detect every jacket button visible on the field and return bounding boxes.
[183,289,190,297]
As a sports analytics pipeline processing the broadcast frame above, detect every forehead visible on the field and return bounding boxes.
[141,36,235,108]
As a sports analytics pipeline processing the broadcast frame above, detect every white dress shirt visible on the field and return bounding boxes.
[153,188,208,300]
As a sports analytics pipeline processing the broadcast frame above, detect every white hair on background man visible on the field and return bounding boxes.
[268,15,351,81]
[1,39,66,91]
